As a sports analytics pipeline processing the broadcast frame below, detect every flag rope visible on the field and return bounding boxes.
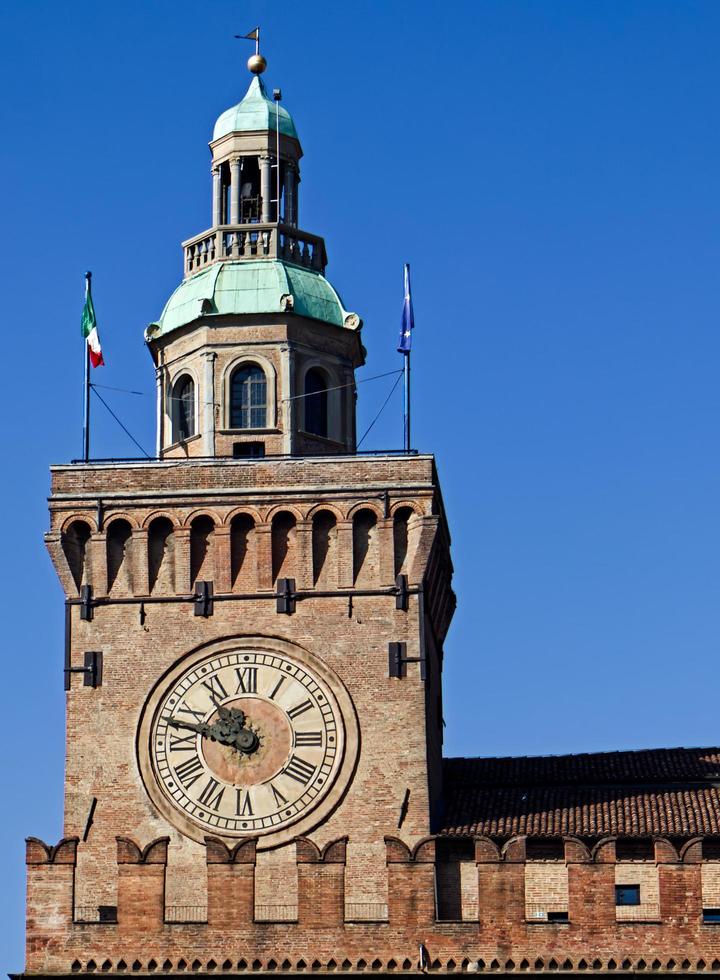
[90,386,152,458]
[356,370,404,450]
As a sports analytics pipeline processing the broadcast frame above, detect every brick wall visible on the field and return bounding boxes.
[525,861,568,921]
[25,835,720,974]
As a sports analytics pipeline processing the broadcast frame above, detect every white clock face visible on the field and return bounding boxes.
[145,648,345,838]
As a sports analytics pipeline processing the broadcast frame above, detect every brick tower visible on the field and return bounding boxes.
[24,49,720,980]
[25,52,455,974]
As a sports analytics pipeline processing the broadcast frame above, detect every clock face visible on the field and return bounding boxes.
[143,647,347,839]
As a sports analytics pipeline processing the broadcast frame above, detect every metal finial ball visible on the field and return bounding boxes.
[247,53,267,74]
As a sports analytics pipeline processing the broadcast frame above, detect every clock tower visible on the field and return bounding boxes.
[26,53,455,974]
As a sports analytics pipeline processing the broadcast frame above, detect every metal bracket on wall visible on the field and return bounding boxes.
[388,641,423,679]
[395,574,409,610]
[276,577,296,614]
[65,651,103,689]
[194,580,214,617]
[80,584,94,621]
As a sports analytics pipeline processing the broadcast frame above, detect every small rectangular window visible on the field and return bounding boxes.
[233,441,265,458]
[703,908,720,923]
[616,885,640,906]
[547,910,569,923]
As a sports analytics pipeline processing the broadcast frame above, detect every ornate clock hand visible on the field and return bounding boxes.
[169,710,258,754]
[168,716,213,737]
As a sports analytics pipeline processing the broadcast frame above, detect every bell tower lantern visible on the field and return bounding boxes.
[145,55,365,460]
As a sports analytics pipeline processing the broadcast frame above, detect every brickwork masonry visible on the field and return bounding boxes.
[25,834,720,974]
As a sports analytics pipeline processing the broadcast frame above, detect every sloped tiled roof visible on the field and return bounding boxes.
[440,747,720,838]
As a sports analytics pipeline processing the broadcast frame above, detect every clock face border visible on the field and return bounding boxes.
[136,635,359,849]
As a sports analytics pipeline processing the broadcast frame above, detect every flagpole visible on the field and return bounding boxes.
[399,262,413,453]
[83,271,92,462]
[403,350,411,452]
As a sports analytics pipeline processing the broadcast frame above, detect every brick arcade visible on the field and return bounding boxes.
[18,50,720,977]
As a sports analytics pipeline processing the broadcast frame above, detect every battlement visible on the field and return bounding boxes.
[25,833,720,975]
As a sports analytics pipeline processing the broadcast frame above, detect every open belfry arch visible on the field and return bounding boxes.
[21,42,720,979]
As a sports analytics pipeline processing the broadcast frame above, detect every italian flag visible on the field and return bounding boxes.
[81,274,104,368]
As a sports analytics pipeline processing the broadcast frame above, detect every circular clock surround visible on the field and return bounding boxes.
[137,636,359,848]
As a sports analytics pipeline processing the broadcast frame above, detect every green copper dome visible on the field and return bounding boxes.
[212,76,298,142]
[147,260,360,340]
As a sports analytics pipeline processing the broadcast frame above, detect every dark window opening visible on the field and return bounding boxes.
[547,911,569,923]
[704,908,720,923]
[61,520,91,591]
[703,839,720,860]
[230,364,267,429]
[616,885,641,907]
[233,441,265,458]
[304,368,328,438]
[98,906,118,924]
[239,157,261,223]
[171,375,195,443]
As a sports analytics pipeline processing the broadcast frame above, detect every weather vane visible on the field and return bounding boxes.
[234,26,266,74]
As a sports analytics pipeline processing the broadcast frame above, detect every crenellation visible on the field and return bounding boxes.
[24,832,720,971]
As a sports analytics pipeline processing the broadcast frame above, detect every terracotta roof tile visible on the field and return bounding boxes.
[440,747,720,838]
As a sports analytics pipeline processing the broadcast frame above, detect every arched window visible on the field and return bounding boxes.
[304,368,328,438]
[148,517,175,594]
[61,519,91,591]
[190,515,215,584]
[171,375,195,442]
[230,364,267,429]
[107,519,133,593]
[352,509,378,586]
[312,510,337,585]
[271,511,297,583]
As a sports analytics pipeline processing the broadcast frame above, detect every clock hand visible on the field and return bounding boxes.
[169,711,259,754]
[168,717,215,737]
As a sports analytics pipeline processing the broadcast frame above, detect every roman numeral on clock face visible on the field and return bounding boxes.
[284,755,316,785]
[169,733,196,753]
[267,675,286,701]
[234,667,258,694]
[175,702,205,723]
[174,755,204,789]
[287,698,313,720]
[201,673,229,703]
[294,731,322,747]
[236,788,253,816]
[269,782,288,807]
[198,777,225,811]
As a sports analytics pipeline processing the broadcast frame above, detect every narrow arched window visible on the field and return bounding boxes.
[304,368,328,437]
[61,519,91,592]
[172,375,195,442]
[230,364,267,429]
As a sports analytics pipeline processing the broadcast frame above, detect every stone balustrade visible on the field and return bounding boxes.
[183,223,327,277]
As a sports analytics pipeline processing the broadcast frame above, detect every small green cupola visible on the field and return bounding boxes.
[145,50,364,462]
[207,55,303,229]
[213,75,299,142]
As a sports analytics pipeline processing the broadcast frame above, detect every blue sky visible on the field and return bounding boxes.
[2,0,720,968]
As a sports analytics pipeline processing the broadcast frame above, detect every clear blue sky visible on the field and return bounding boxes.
[2,0,720,968]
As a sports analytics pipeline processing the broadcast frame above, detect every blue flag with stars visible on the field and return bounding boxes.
[397,263,414,354]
